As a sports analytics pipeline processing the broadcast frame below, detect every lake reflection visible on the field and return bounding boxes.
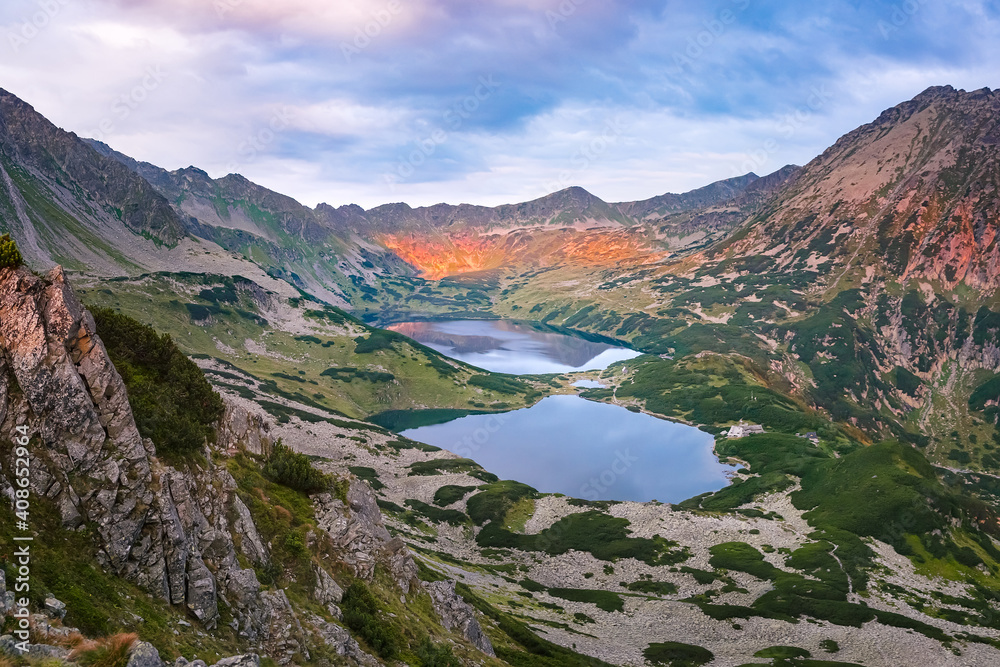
[401,395,735,503]
[387,319,641,374]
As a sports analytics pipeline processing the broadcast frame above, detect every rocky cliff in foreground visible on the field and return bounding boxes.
[0,265,495,665]
[0,264,269,633]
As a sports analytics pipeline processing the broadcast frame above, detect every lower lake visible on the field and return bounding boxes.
[401,394,736,503]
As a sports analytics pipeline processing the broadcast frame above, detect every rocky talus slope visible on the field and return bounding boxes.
[0,265,494,664]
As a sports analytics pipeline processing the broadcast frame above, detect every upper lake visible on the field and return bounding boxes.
[387,319,641,374]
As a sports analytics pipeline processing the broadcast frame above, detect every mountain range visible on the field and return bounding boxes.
[3,85,1000,667]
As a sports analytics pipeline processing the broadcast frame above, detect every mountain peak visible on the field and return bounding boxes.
[0,88,186,259]
[714,81,1000,292]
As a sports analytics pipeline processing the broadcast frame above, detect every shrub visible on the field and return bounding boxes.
[643,641,714,666]
[679,566,719,585]
[793,441,953,553]
[894,366,921,397]
[433,485,478,506]
[0,234,23,268]
[466,481,538,525]
[477,511,689,566]
[91,308,224,458]
[348,466,384,491]
[468,374,530,395]
[625,580,678,595]
[519,578,547,592]
[341,581,403,660]
[354,330,400,353]
[414,637,461,667]
[404,500,469,526]
[547,587,624,613]
[262,441,331,493]
[753,646,810,659]
[408,458,492,477]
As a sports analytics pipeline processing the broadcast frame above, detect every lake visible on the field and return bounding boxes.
[387,319,641,374]
[401,394,736,503]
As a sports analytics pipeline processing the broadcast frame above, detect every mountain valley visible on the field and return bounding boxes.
[2,85,1000,667]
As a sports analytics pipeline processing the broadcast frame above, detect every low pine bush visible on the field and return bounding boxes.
[91,308,224,458]
[341,581,403,660]
[262,441,331,494]
[0,235,23,268]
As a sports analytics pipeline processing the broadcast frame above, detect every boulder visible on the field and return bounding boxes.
[312,565,344,606]
[211,655,260,667]
[125,641,164,667]
[0,635,18,657]
[43,597,66,620]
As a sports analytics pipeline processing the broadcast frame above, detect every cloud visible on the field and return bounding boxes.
[0,0,996,209]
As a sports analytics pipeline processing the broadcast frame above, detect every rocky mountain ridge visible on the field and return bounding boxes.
[0,90,184,263]
[84,131,795,282]
[705,85,1000,293]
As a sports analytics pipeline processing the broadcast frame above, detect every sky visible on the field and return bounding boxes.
[1,0,998,210]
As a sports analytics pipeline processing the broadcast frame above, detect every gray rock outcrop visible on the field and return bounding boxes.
[0,266,268,635]
[217,401,273,456]
[426,580,496,656]
[314,480,419,594]
[210,655,260,667]
[305,614,380,667]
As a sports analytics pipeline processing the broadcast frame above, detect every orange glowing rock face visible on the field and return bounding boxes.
[380,234,503,279]
[380,228,663,279]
